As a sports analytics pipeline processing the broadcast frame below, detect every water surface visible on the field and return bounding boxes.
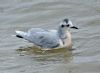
[0,0,100,73]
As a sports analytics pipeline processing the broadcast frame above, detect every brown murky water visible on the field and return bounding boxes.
[0,0,100,73]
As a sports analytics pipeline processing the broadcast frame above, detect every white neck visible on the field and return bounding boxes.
[58,28,72,49]
[64,31,72,49]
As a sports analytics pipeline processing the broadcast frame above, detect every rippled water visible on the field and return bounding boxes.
[0,0,100,73]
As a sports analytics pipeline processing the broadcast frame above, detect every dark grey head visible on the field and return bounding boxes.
[60,18,78,29]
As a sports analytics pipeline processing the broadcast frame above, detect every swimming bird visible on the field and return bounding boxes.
[15,18,78,49]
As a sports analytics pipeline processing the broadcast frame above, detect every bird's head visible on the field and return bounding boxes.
[60,18,78,29]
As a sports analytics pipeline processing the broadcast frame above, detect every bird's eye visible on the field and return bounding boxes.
[61,25,65,27]
[66,24,69,27]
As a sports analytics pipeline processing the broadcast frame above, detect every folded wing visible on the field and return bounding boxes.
[16,28,60,48]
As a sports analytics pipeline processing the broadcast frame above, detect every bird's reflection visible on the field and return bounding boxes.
[16,45,73,63]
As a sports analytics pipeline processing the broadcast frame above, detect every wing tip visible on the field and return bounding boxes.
[16,35,23,38]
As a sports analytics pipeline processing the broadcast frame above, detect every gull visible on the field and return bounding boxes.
[15,18,78,49]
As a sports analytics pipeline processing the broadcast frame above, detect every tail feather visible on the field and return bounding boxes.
[15,30,27,39]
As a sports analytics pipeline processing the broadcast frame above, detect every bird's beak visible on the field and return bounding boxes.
[71,26,78,29]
